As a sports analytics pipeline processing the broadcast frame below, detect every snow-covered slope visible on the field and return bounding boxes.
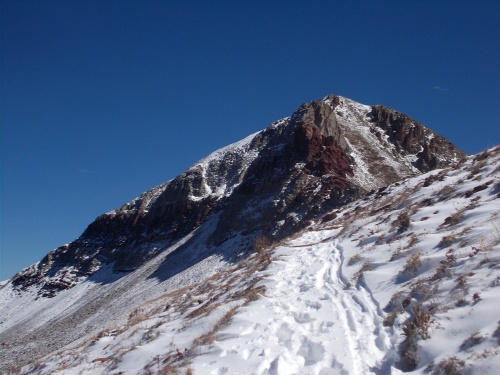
[0,94,477,374]
[190,148,500,375]
[5,146,499,375]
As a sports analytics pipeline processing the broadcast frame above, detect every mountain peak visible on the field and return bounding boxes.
[1,94,479,374]
[9,94,465,292]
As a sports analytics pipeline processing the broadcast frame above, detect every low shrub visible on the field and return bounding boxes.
[401,251,423,276]
[460,331,483,351]
[439,235,457,248]
[439,208,466,228]
[429,356,465,375]
[393,211,411,233]
[347,253,363,266]
[352,261,373,283]
[401,303,432,369]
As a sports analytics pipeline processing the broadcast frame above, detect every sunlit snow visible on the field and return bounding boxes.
[3,146,498,375]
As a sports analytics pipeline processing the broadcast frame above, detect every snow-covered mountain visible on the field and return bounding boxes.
[2,94,498,375]
[8,95,463,295]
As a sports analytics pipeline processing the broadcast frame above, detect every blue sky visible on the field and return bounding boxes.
[1,0,499,280]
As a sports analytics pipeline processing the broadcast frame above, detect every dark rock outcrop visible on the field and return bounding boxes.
[370,105,466,172]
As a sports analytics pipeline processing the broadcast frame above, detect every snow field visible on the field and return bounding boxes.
[191,235,394,375]
[4,147,500,375]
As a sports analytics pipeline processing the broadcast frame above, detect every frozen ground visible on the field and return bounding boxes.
[3,147,500,375]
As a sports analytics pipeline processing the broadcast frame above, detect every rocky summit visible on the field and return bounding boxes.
[0,94,473,373]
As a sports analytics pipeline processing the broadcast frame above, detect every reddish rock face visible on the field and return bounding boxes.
[294,122,353,178]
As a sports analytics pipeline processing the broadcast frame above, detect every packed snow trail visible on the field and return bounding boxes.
[191,231,396,375]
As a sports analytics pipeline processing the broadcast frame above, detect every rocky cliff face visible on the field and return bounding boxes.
[370,105,462,172]
[10,94,465,297]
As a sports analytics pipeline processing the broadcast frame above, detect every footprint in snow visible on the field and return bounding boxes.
[299,283,310,292]
[306,300,322,310]
[292,311,313,324]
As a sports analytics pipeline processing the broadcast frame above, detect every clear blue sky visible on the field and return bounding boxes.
[1,1,499,280]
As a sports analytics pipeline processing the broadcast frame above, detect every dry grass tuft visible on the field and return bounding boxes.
[352,261,373,283]
[347,253,363,266]
[392,210,411,233]
[460,331,483,351]
[253,235,273,253]
[401,303,433,369]
[192,306,239,347]
[431,249,456,281]
[426,356,465,375]
[383,309,403,327]
[407,234,420,248]
[439,235,457,248]
[439,208,466,229]
[437,185,456,202]
[401,251,423,277]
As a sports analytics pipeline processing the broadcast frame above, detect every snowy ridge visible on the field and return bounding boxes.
[8,146,499,375]
[104,131,264,216]
[185,116,289,201]
[108,120,281,212]
[185,131,262,201]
